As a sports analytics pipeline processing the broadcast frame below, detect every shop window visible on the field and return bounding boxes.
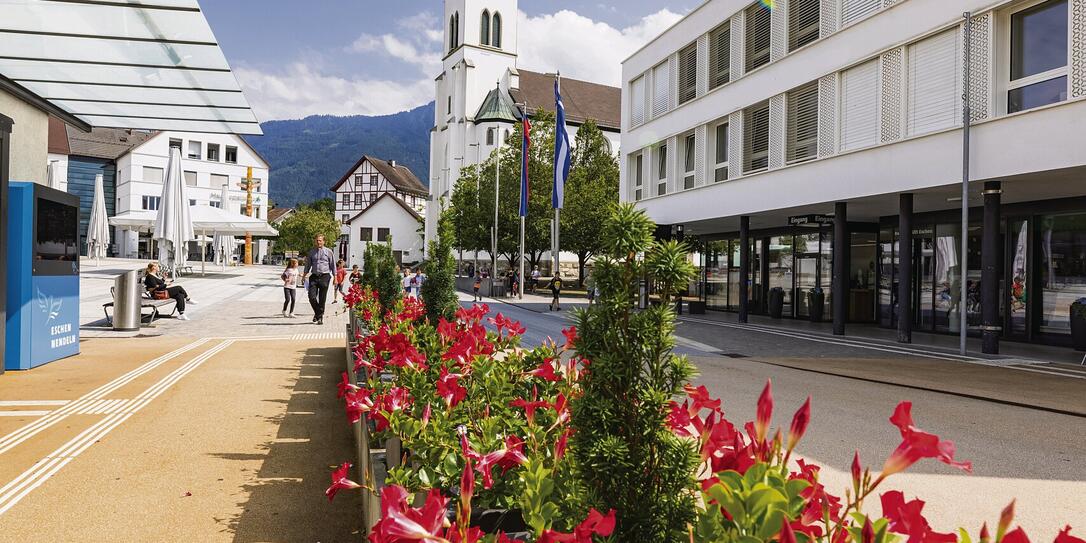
[789,0,820,51]
[678,43,698,105]
[744,102,770,172]
[1008,0,1068,113]
[714,122,729,182]
[745,3,771,72]
[709,22,731,90]
[683,134,696,189]
[786,82,819,163]
[656,143,668,196]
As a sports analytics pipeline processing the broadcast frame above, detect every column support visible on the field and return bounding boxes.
[0,114,10,374]
[739,216,750,324]
[982,181,1002,354]
[833,202,849,335]
[897,193,913,343]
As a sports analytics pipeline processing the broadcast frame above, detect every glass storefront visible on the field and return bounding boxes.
[1038,213,1086,336]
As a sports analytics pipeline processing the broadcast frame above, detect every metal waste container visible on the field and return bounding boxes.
[113,270,142,331]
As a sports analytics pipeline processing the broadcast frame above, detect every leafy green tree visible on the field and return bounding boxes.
[420,206,458,323]
[276,207,341,253]
[449,166,489,257]
[562,120,619,286]
[570,203,699,542]
[301,197,336,215]
[362,240,403,313]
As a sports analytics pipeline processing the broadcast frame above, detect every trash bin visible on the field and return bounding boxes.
[768,287,784,319]
[808,288,825,322]
[113,270,142,331]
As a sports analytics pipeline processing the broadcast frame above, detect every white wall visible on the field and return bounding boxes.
[0,89,48,184]
[348,196,425,268]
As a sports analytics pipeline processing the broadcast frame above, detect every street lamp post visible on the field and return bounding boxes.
[960,12,973,355]
[492,136,501,296]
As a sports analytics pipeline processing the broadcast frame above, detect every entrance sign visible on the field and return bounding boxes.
[788,214,834,226]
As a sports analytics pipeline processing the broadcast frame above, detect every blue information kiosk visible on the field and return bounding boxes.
[5,181,81,370]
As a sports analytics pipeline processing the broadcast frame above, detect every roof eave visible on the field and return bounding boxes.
[0,74,90,132]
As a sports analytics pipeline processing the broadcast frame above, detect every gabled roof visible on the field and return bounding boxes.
[330,155,427,195]
[510,70,621,131]
[65,125,155,160]
[476,84,521,124]
[48,116,70,155]
[346,192,423,224]
[268,207,294,224]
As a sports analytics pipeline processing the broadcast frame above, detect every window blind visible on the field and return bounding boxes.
[746,4,771,72]
[840,60,879,151]
[744,103,770,172]
[652,62,670,117]
[841,0,881,27]
[709,23,731,89]
[787,83,819,162]
[678,44,698,104]
[907,29,960,136]
[631,75,646,126]
[789,0,820,51]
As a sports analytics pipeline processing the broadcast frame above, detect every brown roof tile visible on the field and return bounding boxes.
[510,70,621,131]
[65,125,155,160]
[48,116,70,155]
[330,156,428,195]
[267,207,293,223]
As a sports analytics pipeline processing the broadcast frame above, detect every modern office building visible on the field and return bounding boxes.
[621,0,1086,350]
[331,156,427,266]
[427,0,622,252]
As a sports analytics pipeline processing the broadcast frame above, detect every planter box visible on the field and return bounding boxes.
[687,301,706,314]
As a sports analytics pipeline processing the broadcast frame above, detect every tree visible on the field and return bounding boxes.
[362,240,402,313]
[449,165,488,257]
[570,203,699,542]
[275,207,341,253]
[420,206,458,323]
[303,197,336,215]
[562,120,619,286]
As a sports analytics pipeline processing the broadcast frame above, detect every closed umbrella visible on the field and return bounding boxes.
[47,161,63,190]
[153,147,194,276]
[86,173,110,266]
[214,183,235,270]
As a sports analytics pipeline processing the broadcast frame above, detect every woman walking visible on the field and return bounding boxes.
[144,262,195,321]
[282,258,299,317]
[548,274,563,311]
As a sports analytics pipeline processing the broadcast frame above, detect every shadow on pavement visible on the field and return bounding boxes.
[219,346,363,542]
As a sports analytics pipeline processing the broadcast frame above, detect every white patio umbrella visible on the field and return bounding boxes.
[86,173,110,266]
[153,147,194,276]
[214,184,235,271]
[47,161,63,190]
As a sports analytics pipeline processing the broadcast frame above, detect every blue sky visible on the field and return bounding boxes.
[201,0,699,121]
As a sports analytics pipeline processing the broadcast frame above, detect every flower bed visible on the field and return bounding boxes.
[328,207,1084,543]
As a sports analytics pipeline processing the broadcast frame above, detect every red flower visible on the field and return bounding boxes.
[862,518,876,543]
[787,396,811,452]
[755,379,773,442]
[1056,526,1086,543]
[1002,528,1031,543]
[779,517,797,543]
[528,359,561,382]
[421,403,432,428]
[561,326,578,350]
[980,523,991,543]
[490,313,525,338]
[667,400,695,437]
[537,508,616,543]
[345,389,374,425]
[474,435,528,489]
[445,524,485,543]
[437,317,460,342]
[338,371,360,398]
[455,303,489,324]
[437,368,467,408]
[881,490,956,543]
[851,450,862,487]
[370,486,450,543]
[999,500,1016,538]
[882,402,972,477]
[549,393,570,429]
[458,458,475,528]
[510,386,549,426]
[683,384,722,413]
[325,462,361,501]
[555,428,572,460]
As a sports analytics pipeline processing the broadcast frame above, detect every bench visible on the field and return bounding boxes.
[102,286,177,326]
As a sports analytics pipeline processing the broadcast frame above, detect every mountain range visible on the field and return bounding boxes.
[247,102,434,208]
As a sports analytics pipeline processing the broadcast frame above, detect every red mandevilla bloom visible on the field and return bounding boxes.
[881,402,972,478]
[683,384,722,412]
[755,379,774,442]
[779,517,798,543]
[851,450,862,487]
[345,389,374,425]
[1056,526,1086,543]
[561,326,578,350]
[1002,528,1031,543]
[509,386,548,426]
[787,396,811,451]
[881,490,956,543]
[527,359,561,382]
[337,371,359,399]
[549,393,570,429]
[325,462,361,501]
[437,367,467,409]
[369,486,450,543]
[862,518,876,543]
[536,508,616,543]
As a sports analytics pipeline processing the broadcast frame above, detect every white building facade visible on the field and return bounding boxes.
[427,0,622,252]
[332,156,427,267]
[622,0,1086,349]
[115,131,271,262]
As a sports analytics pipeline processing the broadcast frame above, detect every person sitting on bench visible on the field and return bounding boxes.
[144,262,196,320]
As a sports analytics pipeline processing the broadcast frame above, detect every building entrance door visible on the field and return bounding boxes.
[794,232,821,318]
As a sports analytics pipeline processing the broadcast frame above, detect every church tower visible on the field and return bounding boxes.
[427,0,519,250]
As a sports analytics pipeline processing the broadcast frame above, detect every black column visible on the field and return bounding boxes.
[982,181,1002,354]
[0,115,11,374]
[833,202,849,336]
[738,216,750,324]
[897,194,913,343]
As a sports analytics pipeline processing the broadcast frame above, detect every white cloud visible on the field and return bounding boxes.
[350,33,441,73]
[516,9,684,87]
[234,63,433,121]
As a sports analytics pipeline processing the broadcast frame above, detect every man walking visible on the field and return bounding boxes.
[303,234,335,325]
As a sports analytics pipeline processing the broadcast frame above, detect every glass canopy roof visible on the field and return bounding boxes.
[0,0,261,135]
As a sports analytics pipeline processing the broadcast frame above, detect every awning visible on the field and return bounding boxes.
[0,0,261,135]
[109,207,278,236]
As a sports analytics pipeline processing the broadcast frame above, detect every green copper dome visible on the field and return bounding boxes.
[475,85,520,124]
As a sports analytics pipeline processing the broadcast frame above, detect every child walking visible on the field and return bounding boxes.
[332,259,347,304]
[473,276,482,302]
[282,259,299,318]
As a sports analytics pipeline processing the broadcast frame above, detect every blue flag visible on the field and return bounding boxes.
[519,115,531,217]
[552,77,571,210]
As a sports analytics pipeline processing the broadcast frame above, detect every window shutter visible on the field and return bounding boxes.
[840,60,880,151]
[787,83,819,162]
[678,44,698,104]
[841,0,881,26]
[744,103,770,172]
[630,76,646,126]
[907,29,960,136]
[745,4,772,73]
[652,62,670,117]
[709,23,731,89]
[789,0,821,51]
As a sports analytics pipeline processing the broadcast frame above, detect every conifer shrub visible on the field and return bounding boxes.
[420,207,459,324]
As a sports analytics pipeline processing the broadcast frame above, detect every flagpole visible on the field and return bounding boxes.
[518,103,528,300]
[553,73,562,281]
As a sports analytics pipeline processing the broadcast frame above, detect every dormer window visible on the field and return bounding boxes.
[481,10,490,46]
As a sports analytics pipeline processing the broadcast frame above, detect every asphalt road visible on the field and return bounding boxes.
[467,294,1086,537]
